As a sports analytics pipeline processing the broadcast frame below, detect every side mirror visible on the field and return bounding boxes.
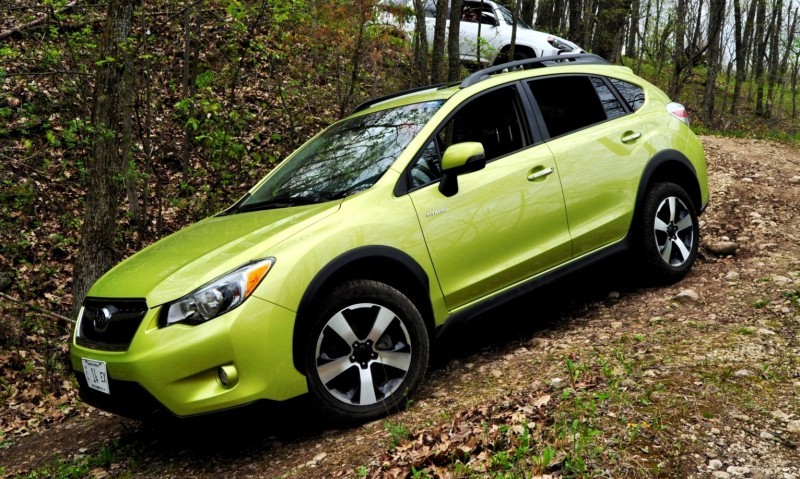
[439,142,486,197]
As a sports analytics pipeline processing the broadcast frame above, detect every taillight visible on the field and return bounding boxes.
[666,102,690,125]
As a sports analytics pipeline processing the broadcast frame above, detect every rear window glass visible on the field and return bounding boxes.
[609,78,645,111]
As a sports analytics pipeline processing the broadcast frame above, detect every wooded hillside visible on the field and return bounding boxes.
[0,0,798,438]
[1,1,799,476]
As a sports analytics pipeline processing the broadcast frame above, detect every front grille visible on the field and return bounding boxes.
[77,298,148,351]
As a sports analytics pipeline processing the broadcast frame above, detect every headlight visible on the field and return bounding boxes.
[161,258,275,326]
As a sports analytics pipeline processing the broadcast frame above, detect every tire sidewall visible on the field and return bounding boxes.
[639,182,699,283]
[305,280,429,423]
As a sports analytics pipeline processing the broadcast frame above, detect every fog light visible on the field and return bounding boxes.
[217,365,239,388]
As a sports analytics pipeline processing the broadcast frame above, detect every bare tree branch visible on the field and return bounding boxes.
[0,0,78,40]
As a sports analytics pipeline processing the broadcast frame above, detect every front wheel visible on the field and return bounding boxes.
[305,280,429,423]
[637,182,699,283]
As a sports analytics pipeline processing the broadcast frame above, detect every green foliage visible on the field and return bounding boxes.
[782,289,800,309]
[20,441,126,479]
[751,298,770,309]
[384,419,411,449]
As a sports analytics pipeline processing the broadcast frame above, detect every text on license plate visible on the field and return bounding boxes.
[82,358,110,395]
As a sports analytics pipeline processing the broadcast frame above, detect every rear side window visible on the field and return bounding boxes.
[591,77,626,120]
[527,76,608,138]
[609,78,645,111]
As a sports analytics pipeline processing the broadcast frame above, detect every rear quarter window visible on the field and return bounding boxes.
[609,78,645,111]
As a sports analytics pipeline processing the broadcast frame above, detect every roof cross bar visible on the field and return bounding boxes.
[460,53,610,89]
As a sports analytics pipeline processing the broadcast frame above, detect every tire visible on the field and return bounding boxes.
[494,49,530,66]
[638,182,699,283]
[305,280,429,423]
[513,51,530,61]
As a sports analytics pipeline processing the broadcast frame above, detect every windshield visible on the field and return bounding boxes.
[236,100,443,213]
[497,5,531,29]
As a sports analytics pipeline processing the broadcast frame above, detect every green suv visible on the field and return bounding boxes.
[71,54,709,422]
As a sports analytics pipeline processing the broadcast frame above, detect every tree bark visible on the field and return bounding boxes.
[412,0,429,85]
[521,0,537,26]
[567,0,583,45]
[447,0,463,81]
[591,0,631,62]
[753,0,767,116]
[731,0,756,115]
[702,0,726,126]
[668,0,686,98]
[535,0,555,32]
[71,0,138,318]
[765,0,783,116]
[626,0,639,58]
[0,0,78,40]
[431,0,448,82]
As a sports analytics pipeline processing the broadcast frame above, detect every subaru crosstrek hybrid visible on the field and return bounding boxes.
[72,54,709,422]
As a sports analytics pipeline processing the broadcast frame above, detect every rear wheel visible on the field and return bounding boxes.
[638,182,699,283]
[305,280,429,423]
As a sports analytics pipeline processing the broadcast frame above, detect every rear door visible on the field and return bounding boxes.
[524,75,651,257]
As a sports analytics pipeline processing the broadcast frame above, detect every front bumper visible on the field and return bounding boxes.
[70,296,307,417]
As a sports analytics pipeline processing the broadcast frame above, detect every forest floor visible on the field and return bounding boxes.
[1,135,799,478]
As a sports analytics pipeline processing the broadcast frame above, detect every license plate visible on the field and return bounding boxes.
[82,358,111,395]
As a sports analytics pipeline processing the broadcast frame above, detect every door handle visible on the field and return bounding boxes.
[527,167,554,181]
[621,131,642,143]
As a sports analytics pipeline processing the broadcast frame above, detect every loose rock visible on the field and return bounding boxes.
[724,271,740,281]
[674,289,700,303]
[707,241,739,256]
[787,420,800,433]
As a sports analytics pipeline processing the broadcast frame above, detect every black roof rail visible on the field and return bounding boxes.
[459,53,610,88]
[351,81,459,114]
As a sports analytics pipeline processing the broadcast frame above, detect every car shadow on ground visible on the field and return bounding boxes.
[118,252,645,461]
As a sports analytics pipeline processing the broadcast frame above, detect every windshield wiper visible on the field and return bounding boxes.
[235,195,323,213]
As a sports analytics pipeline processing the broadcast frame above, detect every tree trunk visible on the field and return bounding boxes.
[668,0,686,98]
[591,0,631,62]
[626,0,639,58]
[731,0,756,115]
[765,0,783,116]
[521,0,537,26]
[181,3,198,177]
[447,0,463,81]
[535,0,555,32]
[431,0,448,82]
[753,0,767,116]
[412,0,429,85]
[721,60,733,116]
[508,0,524,60]
[793,49,799,117]
[71,0,138,318]
[702,0,726,126]
[567,0,583,45]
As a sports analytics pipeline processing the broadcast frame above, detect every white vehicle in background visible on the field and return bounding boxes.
[396,0,585,66]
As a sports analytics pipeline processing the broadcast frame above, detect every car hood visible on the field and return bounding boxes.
[86,202,340,307]
[514,28,583,53]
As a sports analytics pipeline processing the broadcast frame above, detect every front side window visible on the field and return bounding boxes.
[238,100,443,212]
[497,5,531,28]
[409,86,528,188]
[462,1,496,24]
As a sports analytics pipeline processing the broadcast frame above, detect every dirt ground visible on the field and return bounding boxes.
[1,135,799,478]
